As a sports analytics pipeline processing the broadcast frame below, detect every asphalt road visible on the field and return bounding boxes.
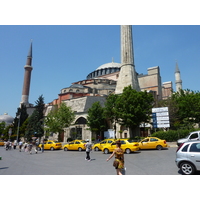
[0,145,183,175]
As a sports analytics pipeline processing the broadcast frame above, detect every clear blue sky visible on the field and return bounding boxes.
[1,25,200,117]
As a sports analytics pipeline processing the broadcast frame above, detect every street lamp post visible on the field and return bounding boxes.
[16,114,21,143]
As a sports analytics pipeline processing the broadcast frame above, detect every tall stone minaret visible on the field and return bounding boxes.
[115,25,140,94]
[175,61,182,92]
[20,40,33,107]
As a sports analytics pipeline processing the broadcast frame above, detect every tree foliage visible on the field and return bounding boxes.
[104,93,119,133]
[87,101,107,139]
[172,89,200,129]
[25,95,45,141]
[45,102,75,141]
[12,104,29,139]
[114,86,154,136]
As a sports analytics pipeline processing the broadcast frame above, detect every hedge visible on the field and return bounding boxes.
[151,128,199,142]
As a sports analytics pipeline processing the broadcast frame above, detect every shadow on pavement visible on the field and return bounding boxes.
[0,167,9,170]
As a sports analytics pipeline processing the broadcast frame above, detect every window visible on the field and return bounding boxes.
[101,141,106,144]
[48,142,52,144]
[189,143,200,152]
[150,138,158,142]
[181,144,189,152]
[75,141,80,144]
[189,133,198,140]
[108,140,113,143]
[120,140,126,144]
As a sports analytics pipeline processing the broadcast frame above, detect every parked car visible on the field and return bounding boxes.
[138,137,168,150]
[101,139,139,154]
[38,140,62,151]
[0,140,5,146]
[177,131,200,146]
[63,140,87,151]
[93,139,116,151]
[175,141,200,175]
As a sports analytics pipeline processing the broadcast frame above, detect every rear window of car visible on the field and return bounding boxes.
[189,143,200,152]
[181,144,189,152]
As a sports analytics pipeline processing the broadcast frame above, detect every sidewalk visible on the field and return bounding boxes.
[167,142,177,148]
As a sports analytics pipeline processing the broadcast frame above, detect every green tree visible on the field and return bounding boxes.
[115,85,154,137]
[104,93,119,135]
[87,101,107,140]
[12,104,29,139]
[172,89,200,129]
[45,103,75,141]
[0,121,6,139]
[25,95,45,141]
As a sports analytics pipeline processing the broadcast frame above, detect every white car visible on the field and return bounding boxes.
[177,131,200,146]
[175,141,200,175]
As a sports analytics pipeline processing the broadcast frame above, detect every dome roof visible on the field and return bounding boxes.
[0,113,14,124]
[96,62,121,70]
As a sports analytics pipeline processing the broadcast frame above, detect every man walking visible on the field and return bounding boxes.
[19,140,23,152]
[85,139,92,161]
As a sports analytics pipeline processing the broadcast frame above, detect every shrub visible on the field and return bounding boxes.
[151,128,199,142]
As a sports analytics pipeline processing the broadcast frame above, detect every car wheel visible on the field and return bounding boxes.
[104,148,109,154]
[156,145,162,150]
[180,162,195,175]
[125,148,131,154]
[94,147,99,151]
[64,147,68,151]
[78,147,82,151]
[50,147,54,151]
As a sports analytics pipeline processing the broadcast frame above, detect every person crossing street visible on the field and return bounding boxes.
[85,139,92,161]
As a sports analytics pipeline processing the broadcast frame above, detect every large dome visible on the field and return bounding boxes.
[96,62,121,70]
[87,62,121,79]
[0,113,14,125]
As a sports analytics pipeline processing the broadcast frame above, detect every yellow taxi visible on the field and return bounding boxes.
[101,139,139,154]
[0,140,5,146]
[38,140,62,151]
[138,137,168,150]
[63,140,87,151]
[93,139,116,151]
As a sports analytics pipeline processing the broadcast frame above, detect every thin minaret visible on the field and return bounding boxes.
[20,40,33,106]
[175,61,182,92]
[115,25,140,94]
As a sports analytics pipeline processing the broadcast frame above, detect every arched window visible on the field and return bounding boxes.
[75,117,87,124]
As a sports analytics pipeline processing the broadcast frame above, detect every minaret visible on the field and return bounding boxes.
[20,40,33,107]
[115,25,140,94]
[175,61,182,92]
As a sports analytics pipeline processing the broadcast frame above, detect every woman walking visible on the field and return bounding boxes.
[106,140,125,175]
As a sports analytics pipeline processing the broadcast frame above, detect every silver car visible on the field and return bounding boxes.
[175,141,200,175]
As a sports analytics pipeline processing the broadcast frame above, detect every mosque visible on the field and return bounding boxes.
[15,25,183,142]
[0,113,14,127]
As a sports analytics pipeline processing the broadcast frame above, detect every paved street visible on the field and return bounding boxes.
[0,145,183,175]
